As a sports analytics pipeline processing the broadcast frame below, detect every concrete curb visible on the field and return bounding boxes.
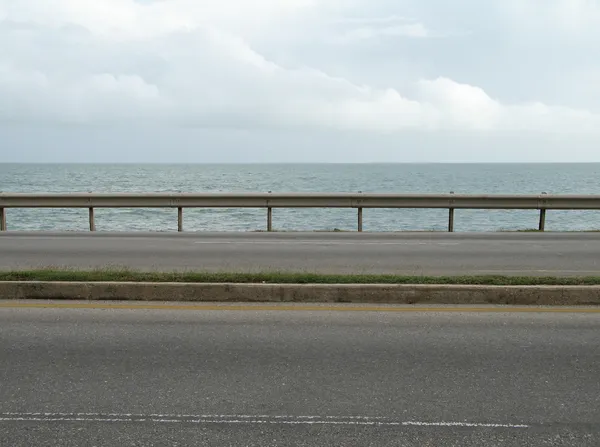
[1,282,600,305]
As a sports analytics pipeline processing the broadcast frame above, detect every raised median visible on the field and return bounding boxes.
[2,270,600,305]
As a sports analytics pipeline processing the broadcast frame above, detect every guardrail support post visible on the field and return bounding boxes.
[538,191,547,232]
[88,207,96,232]
[178,207,183,232]
[357,207,363,232]
[448,191,455,232]
[0,208,6,231]
[538,209,546,232]
[267,207,273,232]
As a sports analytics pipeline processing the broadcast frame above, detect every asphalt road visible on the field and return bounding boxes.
[0,302,599,446]
[1,231,600,275]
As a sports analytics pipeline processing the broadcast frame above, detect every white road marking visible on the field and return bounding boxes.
[403,421,529,428]
[1,412,387,419]
[0,412,529,428]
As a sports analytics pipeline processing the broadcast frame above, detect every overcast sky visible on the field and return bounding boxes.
[1,0,600,163]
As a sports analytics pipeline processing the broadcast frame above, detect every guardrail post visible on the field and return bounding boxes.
[178,207,183,232]
[0,208,6,231]
[538,192,547,232]
[357,207,363,232]
[539,209,546,232]
[448,191,455,232]
[267,207,273,232]
[88,207,96,232]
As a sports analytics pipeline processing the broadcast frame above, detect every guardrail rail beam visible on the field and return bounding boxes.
[1,192,599,232]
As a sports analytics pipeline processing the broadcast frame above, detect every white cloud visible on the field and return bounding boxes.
[0,0,331,41]
[338,23,429,41]
[0,0,600,137]
[330,16,431,42]
[503,0,600,36]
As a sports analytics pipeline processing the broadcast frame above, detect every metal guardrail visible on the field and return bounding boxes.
[1,192,599,232]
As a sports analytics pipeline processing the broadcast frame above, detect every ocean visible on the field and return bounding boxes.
[1,163,599,232]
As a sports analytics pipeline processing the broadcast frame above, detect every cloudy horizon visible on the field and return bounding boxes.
[1,0,599,163]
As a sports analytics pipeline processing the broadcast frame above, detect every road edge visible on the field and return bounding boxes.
[1,282,600,305]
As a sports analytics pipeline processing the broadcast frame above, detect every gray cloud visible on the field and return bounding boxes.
[1,0,599,162]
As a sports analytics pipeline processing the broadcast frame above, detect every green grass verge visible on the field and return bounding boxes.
[1,269,600,285]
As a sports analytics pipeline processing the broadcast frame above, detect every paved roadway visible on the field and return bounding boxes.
[0,231,599,275]
[0,302,599,446]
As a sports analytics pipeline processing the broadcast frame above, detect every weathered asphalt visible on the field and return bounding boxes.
[1,231,600,275]
[0,302,599,446]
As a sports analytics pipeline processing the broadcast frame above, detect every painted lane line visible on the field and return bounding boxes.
[0,413,529,428]
[0,412,389,420]
[0,418,529,429]
[403,421,529,428]
[0,418,399,426]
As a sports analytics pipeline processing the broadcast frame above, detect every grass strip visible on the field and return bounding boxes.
[1,269,600,286]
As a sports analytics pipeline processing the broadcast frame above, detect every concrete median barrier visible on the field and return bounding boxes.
[1,281,600,305]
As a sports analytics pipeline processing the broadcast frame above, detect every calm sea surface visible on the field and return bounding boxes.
[1,163,599,232]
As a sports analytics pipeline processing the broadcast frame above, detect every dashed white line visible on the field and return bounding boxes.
[0,413,529,429]
[0,412,388,420]
[403,421,529,428]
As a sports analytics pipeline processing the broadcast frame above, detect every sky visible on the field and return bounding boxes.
[1,0,600,163]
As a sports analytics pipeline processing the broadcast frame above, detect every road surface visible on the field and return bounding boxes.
[0,302,599,446]
[0,231,599,275]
